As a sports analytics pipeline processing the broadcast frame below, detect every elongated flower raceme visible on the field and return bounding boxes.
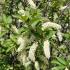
[57,30,63,42]
[43,40,50,59]
[17,36,28,52]
[27,0,36,9]
[28,42,38,62]
[11,25,18,34]
[42,22,61,31]
[35,61,40,70]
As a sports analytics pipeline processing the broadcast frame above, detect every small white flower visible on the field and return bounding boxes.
[65,67,69,70]
[60,6,67,10]
[11,25,18,33]
[18,19,23,23]
[57,30,63,42]
[43,40,50,59]
[27,0,36,9]
[35,61,40,70]
[18,9,25,16]
[28,42,38,62]
[17,36,28,52]
[42,22,61,30]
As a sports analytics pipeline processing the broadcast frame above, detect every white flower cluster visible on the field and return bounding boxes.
[43,40,50,59]
[17,36,32,66]
[28,42,38,62]
[17,51,27,65]
[27,0,36,9]
[17,36,28,52]
[18,9,25,16]
[42,22,61,30]
[42,22,63,42]
[11,25,18,34]
[17,51,31,66]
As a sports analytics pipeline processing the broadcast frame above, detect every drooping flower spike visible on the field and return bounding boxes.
[42,22,61,31]
[17,36,28,52]
[28,42,38,62]
[43,40,50,59]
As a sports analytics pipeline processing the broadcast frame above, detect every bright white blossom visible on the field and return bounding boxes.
[11,25,18,33]
[17,36,28,52]
[35,61,40,70]
[18,9,25,16]
[60,6,67,11]
[27,0,36,9]
[43,40,50,59]
[57,30,63,42]
[28,42,38,62]
[65,67,69,70]
[42,22,61,30]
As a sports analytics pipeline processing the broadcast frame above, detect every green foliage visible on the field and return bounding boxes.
[0,0,70,70]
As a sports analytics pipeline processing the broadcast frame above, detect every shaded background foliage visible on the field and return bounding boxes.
[0,0,70,70]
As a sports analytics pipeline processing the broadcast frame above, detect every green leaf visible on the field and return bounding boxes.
[56,57,67,65]
[52,66,65,70]
[64,33,70,40]
[7,16,12,24]
[51,60,62,65]
[2,14,12,24]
